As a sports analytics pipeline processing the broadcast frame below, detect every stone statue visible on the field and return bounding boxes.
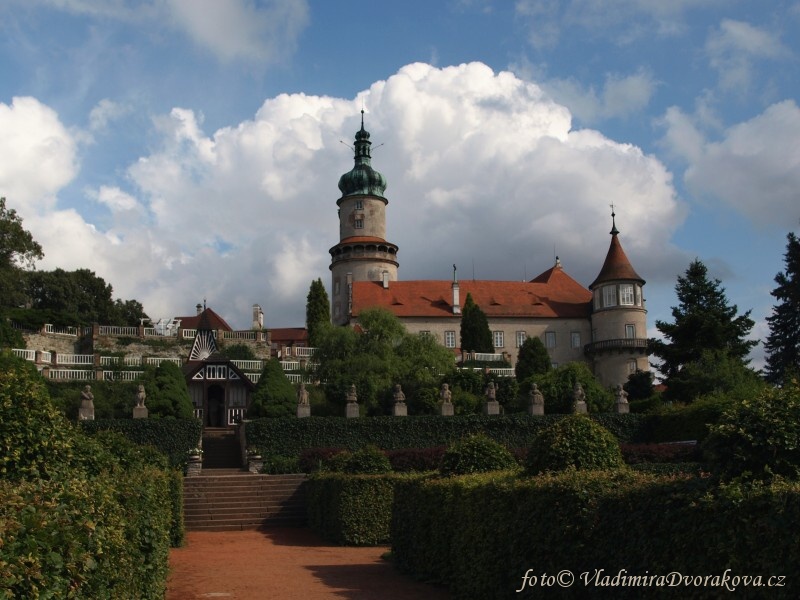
[297,382,309,405]
[572,382,587,414]
[392,384,406,405]
[346,384,358,404]
[135,384,146,408]
[485,381,496,401]
[440,383,452,403]
[483,380,499,415]
[528,383,545,415]
[345,384,359,418]
[614,383,630,414]
[79,385,95,421]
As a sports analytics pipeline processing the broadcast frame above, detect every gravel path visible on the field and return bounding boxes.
[166,528,450,599]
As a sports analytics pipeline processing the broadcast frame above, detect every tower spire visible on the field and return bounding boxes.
[610,204,619,236]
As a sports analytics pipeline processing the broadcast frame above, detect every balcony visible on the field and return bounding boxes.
[584,338,648,355]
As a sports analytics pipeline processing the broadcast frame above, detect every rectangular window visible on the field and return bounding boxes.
[570,332,581,348]
[444,330,456,348]
[419,330,431,338]
[334,280,340,295]
[603,285,617,307]
[493,331,504,348]
[355,200,363,210]
[516,331,527,348]
[551,362,558,369]
[620,284,634,305]
[593,290,601,310]
[545,331,556,349]
[625,324,636,339]
[354,219,364,229]
[628,359,638,374]
[635,285,642,306]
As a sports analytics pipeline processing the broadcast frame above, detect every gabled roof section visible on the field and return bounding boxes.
[176,307,233,332]
[589,234,645,289]
[269,328,308,343]
[351,272,591,320]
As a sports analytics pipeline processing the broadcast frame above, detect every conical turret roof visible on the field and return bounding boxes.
[337,111,387,198]
[589,213,644,289]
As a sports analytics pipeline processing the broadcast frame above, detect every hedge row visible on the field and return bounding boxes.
[392,470,800,599]
[306,472,424,545]
[246,414,656,457]
[0,467,173,600]
[80,418,202,469]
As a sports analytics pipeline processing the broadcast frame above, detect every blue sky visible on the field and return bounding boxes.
[1,0,798,370]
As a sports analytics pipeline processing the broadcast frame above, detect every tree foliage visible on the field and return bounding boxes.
[650,259,757,402]
[248,359,296,418]
[514,336,551,381]
[459,293,494,354]
[764,232,800,386]
[141,362,193,419]
[313,308,456,414]
[533,362,613,414]
[623,370,655,401]
[0,197,44,309]
[305,278,331,347]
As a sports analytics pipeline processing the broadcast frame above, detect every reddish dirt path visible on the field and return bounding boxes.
[166,528,450,599]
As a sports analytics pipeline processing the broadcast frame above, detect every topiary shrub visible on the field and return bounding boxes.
[385,447,446,472]
[342,445,392,474]
[439,433,517,476]
[525,415,624,475]
[703,380,800,481]
[324,450,353,472]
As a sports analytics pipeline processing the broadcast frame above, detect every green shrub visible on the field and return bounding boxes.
[525,415,624,475]
[651,393,737,442]
[324,450,352,472]
[533,362,614,413]
[262,454,301,474]
[439,433,517,476]
[703,380,800,481]
[343,445,392,474]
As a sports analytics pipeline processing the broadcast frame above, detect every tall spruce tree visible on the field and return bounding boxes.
[651,259,757,401]
[515,336,551,381]
[305,278,331,347]
[764,232,800,385]
[460,293,494,354]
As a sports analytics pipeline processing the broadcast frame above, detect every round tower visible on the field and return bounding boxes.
[586,211,649,387]
[329,112,399,324]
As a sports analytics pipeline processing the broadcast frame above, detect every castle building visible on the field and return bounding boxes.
[330,115,649,388]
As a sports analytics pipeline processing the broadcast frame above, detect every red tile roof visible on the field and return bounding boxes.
[270,328,308,343]
[589,234,644,288]
[175,308,233,332]
[351,266,592,319]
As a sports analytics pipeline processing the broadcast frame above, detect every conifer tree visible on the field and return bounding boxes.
[515,336,551,381]
[765,232,800,385]
[459,293,494,354]
[650,259,757,401]
[305,278,330,347]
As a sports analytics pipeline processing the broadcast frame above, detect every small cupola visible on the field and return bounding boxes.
[337,110,387,198]
[589,209,645,311]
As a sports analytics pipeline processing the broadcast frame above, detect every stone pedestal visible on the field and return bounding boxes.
[483,400,500,416]
[133,406,148,419]
[297,404,311,418]
[573,401,588,414]
[614,402,630,414]
[345,402,360,418]
[186,457,202,477]
[440,402,454,416]
[248,456,264,474]
[392,403,407,417]
[528,403,544,416]
[78,406,95,421]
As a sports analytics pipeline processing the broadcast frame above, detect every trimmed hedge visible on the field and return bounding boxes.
[307,472,424,545]
[246,414,655,458]
[392,471,800,599]
[80,418,202,469]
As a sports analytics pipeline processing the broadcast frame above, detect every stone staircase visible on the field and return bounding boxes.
[183,472,308,531]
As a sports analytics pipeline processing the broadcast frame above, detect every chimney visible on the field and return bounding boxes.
[196,303,202,315]
[452,264,461,314]
[252,304,264,330]
[382,271,390,289]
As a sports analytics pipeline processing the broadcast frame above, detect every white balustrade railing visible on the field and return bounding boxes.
[45,324,79,336]
[294,347,316,358]
[231,359,264,371]
[48,369,94,381]
[40,351,52,363]
[227,408,246,425]
[13,349,36,361]
[56,353,94,366]
[486,368,515,377]
[102,370,143,381]
[472,352,506,362]
[223,330,257,340]
[145,357,182,366]
[286,373,314,384]
[280,360,301,371]
[246,373,261,383]
[101,356,144,366]
[100,356,117,366]
[98,326,138,336]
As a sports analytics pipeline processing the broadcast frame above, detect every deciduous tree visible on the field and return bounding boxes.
[0,197,43,309]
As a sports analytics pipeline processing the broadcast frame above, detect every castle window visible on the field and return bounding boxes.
[628,359,638,374]
[570,332,581,348]
[620,284,634,305]
[493,331,505,348]
[625,324,636,339]
[419,330,431,338]
[444,330,456,348]
[516,331,527,348]
[354,219,364,229]
[635,285,642,306]
[603,285,617,307]
[355,200,363,210]
[334,280,340,295]
[545,331,556,349]
[593,290,601,310]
